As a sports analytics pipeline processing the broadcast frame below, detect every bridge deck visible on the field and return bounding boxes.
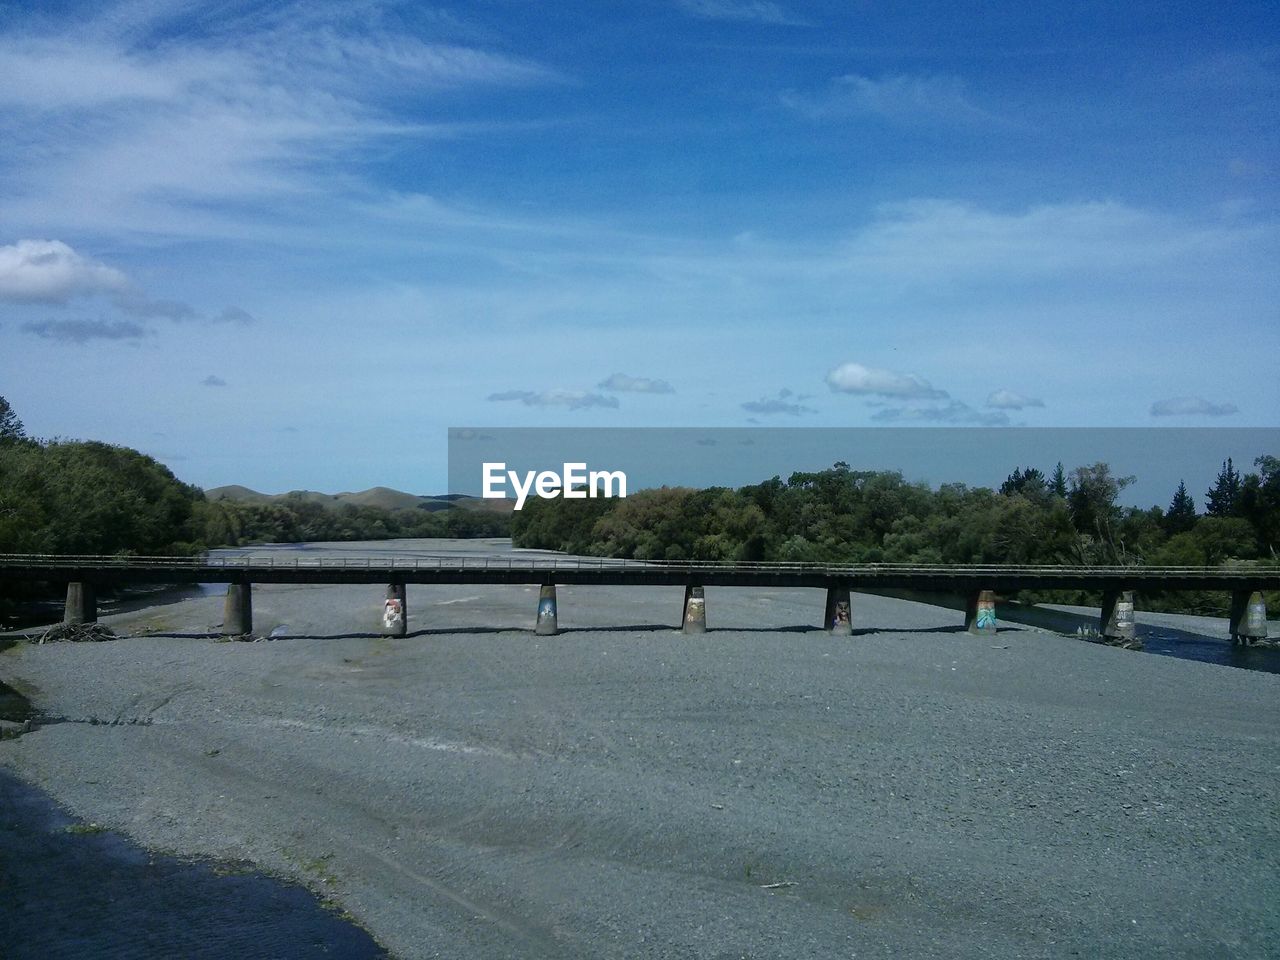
[2,555,1277,591]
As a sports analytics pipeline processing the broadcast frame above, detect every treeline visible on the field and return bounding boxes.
[0,437,208,555]
[514,459,1280,564]
[0,396,509,558]
[200,495,510,547]
[513,458,1280,614]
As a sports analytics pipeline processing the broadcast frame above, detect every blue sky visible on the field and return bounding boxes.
[0,0,1276,493]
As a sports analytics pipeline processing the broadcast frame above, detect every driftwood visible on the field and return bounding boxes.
[1075,626,1144,651]
[29,622,118,644]
[1093,635,1145,651]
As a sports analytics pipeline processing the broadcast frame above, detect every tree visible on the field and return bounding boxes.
[1190,516,1257,564]
[0,395,25,445]
[1000,466,1046,498]
[1238,455,1280,556]
[1164,480,1197,535]
[1049,462,1068,498]
[1067,462,1135,557]
[1205,458,1241,517]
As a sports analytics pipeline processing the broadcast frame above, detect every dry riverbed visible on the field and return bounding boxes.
[2,539,1278,958]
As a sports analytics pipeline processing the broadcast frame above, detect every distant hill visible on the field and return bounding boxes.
[205,484,264,502]
[206,485,508,514]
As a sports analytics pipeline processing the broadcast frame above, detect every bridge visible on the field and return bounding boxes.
[1,554,1274,644]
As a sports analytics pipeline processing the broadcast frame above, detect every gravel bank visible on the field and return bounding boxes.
[2,540,1278,958]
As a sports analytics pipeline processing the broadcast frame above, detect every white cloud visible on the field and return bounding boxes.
[1150,396,1239,417]
[487,389,620,410]
[825,362,948,400]
[986,389,1045,410]
[598,373,675,394]
[0,238,220,324]
[781,74,995,125]
[0,239,129,303]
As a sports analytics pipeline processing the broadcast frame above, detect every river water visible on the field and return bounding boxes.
[1136,622,1280,673]
[0,765,388,959]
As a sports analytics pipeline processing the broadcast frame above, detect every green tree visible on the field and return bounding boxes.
[1000,466,1047,498]
[1190,517,1257,564]
[1164,480,1197,535]
[1205,458,1242,517]
[0,440,45,550]
[1049,462,1068,498]
[1238,455,1280,556]
[0,395,26,445]
[198,498,244,546]
[1067,462,1135,556]
[0,440,204,554]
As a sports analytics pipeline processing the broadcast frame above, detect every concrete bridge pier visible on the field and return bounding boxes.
[1229,590,1268,645]
[682,585,707,634]
[382,583,407,637]
[223,582,253,636]
[1100,589,1136,644]
[824,585,852,635]
[64,582,97,624]
[535,584,559,635]
[964,590,997,635]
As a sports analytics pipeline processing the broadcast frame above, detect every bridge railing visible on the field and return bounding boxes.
[0,552,1274,578]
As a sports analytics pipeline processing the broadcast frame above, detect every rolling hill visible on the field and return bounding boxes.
[205,485,503,513]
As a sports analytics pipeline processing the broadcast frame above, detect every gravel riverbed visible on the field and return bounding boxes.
[2,539,1278,958]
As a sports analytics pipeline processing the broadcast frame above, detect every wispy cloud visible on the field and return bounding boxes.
[1150,396,1239,417]
[214,306,257,324]
[0,24,556,113]
[0,39,199,111]
[871,400,1009,426]
[21,318,151,343]
[0,7,560,239]
[986,389,1044,410]
[487,389,620,410]
[840,199,1259,282]
[781,74,996,125]
[200,374,228,387]
[450,429,496,442]
[674,0,808,26]
[741,387,816,416]
[112,289,199,321]
[598,372,675,394]
[826,362,947,400]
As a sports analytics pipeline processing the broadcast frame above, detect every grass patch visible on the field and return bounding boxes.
[285,849,339,886]
[64,823,107,835]
[211,861,257,878]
